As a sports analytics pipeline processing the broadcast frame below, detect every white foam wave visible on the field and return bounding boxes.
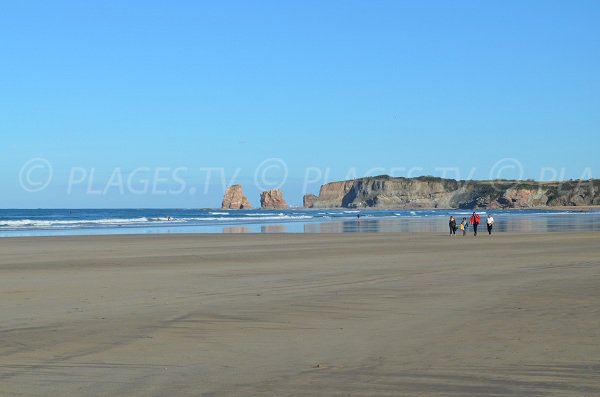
[0,217,155,229]
[0,214,315,230]
[214,215,313,221]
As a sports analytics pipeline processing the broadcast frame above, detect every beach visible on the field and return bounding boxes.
[1,232,599,396]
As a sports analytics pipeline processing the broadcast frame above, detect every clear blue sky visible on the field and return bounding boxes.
[2,1,599,208]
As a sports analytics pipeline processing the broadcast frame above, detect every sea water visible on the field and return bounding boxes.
[1,208,599,237]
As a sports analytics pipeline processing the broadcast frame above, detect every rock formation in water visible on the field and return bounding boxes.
[303,194,319,208]
[260,189,288,209]
[303,175,599,209]
[221,184,253,209]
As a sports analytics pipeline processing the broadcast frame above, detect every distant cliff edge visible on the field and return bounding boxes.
[303,176,599,209]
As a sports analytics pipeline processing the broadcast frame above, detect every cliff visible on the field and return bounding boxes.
[221,185,253,209]
[260,189,288,209]
[303,194,319,208]
[304,176,599,209]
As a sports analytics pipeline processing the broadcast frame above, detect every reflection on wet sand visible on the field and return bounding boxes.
[223,226,250,233]
[261,224,287,233]
[489,213,600,233]
[304,219,459,233]
[152,212,600,235]
[302,214,600,234]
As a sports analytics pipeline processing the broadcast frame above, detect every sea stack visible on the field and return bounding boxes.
[260,189,288,209]
[303,194,318,208]
[221,185,253,209]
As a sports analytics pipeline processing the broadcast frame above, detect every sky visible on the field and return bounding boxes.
[1,0,599,208]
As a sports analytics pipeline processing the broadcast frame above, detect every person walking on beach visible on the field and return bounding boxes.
[486,214,494,235]
[460,217,468,236]
[469,211,480,236]
[449,216,457,235]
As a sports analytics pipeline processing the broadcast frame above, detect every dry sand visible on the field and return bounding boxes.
[1,232,599,396]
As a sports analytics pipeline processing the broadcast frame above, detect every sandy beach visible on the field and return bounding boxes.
[1,232,599,396]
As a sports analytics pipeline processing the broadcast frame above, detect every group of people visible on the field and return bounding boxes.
[449,212,494,236]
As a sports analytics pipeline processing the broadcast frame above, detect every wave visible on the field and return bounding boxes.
[0,214,315,230]
[2,208,591,233]
[199,215,313,222]
[244,212,286,217]
[0,217,152,227]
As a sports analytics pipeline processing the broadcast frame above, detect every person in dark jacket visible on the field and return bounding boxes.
[449,216,457,235]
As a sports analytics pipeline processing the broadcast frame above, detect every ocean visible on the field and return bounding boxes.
[1,208,599,237]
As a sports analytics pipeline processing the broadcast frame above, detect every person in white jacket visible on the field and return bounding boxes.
[486,214,495,235]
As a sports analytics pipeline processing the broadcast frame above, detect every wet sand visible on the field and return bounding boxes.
[1,233,599,396]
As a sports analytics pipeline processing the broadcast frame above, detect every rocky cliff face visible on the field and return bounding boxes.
[314,180,355,207]
[260,189,288,209]
[221,185,253,209]
[303,194,319,208]
[305,176,599,209]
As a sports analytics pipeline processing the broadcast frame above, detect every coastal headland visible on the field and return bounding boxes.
[221,176,600,210]
[304,176,600,209]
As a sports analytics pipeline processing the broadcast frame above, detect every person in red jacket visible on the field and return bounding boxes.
[469,211,481,236]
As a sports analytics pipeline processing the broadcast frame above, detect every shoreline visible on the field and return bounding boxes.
[2,205,599,210]
[304,205,600,211]
[2,206,599,238]
[2,229,600,240]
